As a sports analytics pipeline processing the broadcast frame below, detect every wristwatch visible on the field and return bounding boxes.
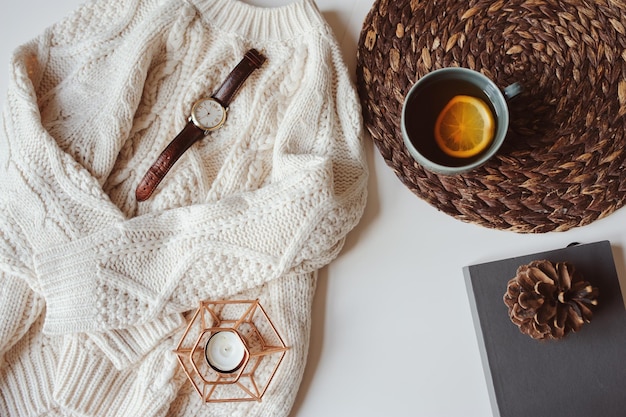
[135,48,266,201]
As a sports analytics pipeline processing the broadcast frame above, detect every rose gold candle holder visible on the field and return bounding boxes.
[173,299,289,403]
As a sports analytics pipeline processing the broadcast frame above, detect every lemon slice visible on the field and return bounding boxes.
[434,95,495,158]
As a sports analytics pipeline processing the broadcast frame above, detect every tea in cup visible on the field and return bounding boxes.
[401,67,519,175]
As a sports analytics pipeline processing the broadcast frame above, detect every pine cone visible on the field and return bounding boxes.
[503,260,599,340]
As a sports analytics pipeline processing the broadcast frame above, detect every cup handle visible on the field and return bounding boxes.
[503,82,522,101]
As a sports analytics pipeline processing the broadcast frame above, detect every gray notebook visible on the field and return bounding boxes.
[464,240,626,417]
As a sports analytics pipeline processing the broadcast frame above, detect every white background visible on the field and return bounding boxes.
[2,1,625,416]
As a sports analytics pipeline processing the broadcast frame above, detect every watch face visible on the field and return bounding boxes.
[191,98,226,131]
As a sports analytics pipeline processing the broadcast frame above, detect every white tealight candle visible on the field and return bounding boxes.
[205,331,246,373]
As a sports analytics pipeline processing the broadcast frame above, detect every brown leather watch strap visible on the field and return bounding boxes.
[135,121,204,201]
[135,49,266,201]
[213,49,266,107]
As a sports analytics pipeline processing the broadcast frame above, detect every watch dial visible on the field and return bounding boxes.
[191,98,226,130]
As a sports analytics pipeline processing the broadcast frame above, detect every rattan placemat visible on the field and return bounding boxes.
[356,0,626,233]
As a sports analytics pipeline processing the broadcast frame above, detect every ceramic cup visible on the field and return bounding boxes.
[401,67,520,175]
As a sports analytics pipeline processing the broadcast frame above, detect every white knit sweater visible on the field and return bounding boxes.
[0,0,368,415]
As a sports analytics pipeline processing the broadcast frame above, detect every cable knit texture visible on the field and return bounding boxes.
[0,0,368,415]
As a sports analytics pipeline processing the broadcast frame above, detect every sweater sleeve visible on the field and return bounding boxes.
[0,144,44,360]
[32,40,368,335]
[0,208,45,365]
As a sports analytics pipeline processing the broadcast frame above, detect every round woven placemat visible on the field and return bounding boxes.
[356,0,626,233]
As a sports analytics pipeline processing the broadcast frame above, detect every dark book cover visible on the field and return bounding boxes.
[463,240,626,417]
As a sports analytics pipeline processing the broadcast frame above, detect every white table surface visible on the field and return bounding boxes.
[2,1,625,416]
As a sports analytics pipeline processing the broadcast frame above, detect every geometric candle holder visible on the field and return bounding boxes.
[173,299,289,403]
